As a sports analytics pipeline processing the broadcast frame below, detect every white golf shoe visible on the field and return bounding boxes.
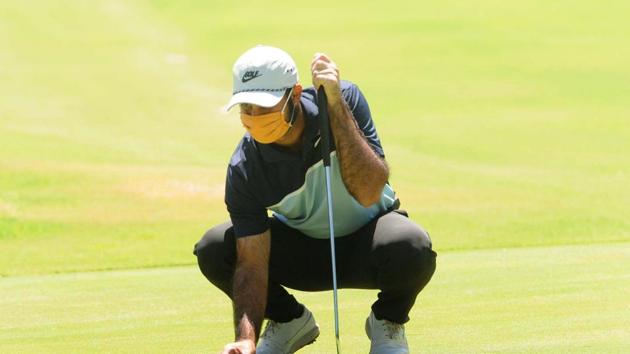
[365,311,409,354]
[256,307,320,354]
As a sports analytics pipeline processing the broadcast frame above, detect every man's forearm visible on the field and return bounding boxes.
[232,264,268,341]
[328,97,389,207]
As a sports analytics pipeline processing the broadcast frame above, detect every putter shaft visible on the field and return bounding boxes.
[318,86,341,354]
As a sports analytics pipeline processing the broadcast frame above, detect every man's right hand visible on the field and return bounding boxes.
[221,339,256,354]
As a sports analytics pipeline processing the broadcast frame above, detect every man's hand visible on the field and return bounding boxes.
[221,339,256,354]
[311,53,342,106]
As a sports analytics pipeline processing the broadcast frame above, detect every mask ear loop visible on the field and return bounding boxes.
[285,88,297,127]
[288,101,297,127]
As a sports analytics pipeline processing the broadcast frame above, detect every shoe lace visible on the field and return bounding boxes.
[381,320,405,340]
[260,320,279,339]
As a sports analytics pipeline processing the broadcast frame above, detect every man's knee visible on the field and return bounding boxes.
[388,233,435,279]
[376,217,437,287]
[404,240,437,286]
[193,222,235,284]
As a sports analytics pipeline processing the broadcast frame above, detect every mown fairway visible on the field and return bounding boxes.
[1,0,629,352]
[2,244,629,353]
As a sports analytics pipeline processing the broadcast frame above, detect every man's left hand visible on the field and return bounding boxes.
[311,53,342,105]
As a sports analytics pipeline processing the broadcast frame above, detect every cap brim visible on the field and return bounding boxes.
[224,90,285,112]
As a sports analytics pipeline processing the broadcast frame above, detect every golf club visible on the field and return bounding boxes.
[317,86,341,354]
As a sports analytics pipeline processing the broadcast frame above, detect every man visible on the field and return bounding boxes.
[194,45,436,354]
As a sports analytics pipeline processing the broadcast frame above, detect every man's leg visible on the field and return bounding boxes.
[336,210,437,324]
[370,211,436,323]
[263,210,436,324]
[194,212,436,323]
[193,221,303,322]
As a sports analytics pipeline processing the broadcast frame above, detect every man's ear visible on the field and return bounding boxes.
[292,84,303,103]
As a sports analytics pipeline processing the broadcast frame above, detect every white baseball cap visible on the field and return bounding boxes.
[225,45,299,111]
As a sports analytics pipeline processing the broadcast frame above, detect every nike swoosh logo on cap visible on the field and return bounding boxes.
[242,70,263,83]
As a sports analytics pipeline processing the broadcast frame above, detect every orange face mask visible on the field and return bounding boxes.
[240,90,296,144]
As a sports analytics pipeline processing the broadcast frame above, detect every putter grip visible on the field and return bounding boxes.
[317,86,331,167]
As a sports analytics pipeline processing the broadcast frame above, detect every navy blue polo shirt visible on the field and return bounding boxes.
[225,80,397,239]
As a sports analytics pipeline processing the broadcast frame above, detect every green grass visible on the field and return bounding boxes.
[1,0,629,275]
[2,243,628,353]
[1,0,629,352]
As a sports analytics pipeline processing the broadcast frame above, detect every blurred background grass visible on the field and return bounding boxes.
[2,1,630,352]
[1,0,629,276]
